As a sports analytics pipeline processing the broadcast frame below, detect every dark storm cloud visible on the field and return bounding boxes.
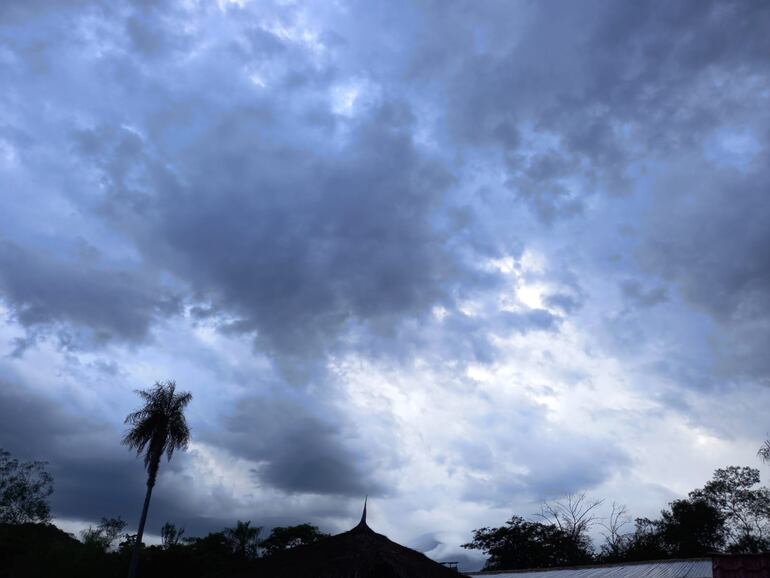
[217,393,387,497]
[0,239,181,348]
[0,378,147,524]
[8,0,766,371]
[386,0,770,388]
[71,96,498,370]
[439,0,770,220]
[153,108,459,351]
[0,0,505,371]
[639,165,770,324]
[0,0,767,368]
[637,158,770,381]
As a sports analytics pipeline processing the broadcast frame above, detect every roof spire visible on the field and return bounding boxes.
[356,496,368,529]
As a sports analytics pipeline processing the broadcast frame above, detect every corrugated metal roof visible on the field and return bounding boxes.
[468,559,713,578]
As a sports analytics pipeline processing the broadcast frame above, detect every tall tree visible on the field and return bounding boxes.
[690,466,770,552]
[659,498,726,557]
[123,380,192,578]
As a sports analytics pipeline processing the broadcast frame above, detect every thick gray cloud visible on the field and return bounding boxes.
[132,107,474,359]
[436,0,770,219]
[0,379,148,524]
[636,157,770,382]
[217,392,388,497]
[1,0,503,372]
[639,163,770,323]
[2,0,765,374]
[0,239,181,349]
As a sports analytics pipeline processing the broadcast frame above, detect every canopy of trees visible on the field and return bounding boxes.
[691,466,770,551]
[260,523,329,556]
[464,467,770,571]
[462,515,593,570]
[223,520,262,558]
[0,519,330,578]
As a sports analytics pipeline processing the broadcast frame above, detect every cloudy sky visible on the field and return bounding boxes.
[1,0,769,569]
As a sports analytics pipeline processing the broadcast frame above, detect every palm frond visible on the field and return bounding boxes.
[123,380,193,472]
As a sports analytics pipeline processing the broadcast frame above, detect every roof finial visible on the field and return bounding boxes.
[358,495,368,527]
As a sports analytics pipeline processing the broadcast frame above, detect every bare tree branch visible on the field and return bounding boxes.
[599,502,632,555]
[535,493,604,541]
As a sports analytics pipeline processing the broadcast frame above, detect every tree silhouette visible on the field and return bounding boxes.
[659,498,726,556]
[536,493,604,544]
[261,523,329,556]
[462,515,593,570]
[223,520,262,559]
[123,380,192,578]
[690,466,770,552]
[81,516,127,551]
[599,502,631,560]
[0,448,54,524]
[160,521,185,549]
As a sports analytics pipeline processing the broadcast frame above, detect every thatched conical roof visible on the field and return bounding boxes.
[256,503,465,578]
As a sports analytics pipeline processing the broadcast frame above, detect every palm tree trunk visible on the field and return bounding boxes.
[127,457,159,578]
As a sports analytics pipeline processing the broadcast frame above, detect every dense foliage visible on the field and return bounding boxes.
[0,521,330,578]
[462,515,593,570]
[260,523,329,556]
[690,466,770,551]
[464,467,770,571]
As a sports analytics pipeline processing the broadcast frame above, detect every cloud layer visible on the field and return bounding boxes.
[1,0,769,570]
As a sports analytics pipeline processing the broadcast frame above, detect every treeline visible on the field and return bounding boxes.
[5,445,770,576]
[463,466,770,571]
[0,517,328,578]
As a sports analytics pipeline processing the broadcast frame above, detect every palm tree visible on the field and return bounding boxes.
[224,520,262,558]
[123,380,192,578]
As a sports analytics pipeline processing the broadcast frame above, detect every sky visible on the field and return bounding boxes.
[0,0,769,570]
